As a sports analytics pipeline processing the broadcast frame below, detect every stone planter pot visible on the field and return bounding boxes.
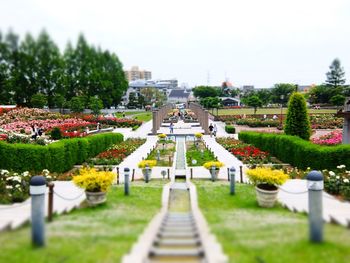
[85,191,107,206]
[210,168,220,181]
[142,169,152,183]
[255,184,279,208]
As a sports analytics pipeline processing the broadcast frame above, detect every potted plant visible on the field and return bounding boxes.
[246,167,289,208]
[203,161,224,181]
[195,132,203,141]
[138,160,157,182]
[73,167,115,206]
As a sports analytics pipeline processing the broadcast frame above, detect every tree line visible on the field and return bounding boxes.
[0,29,127,109]
[193,58,348,109]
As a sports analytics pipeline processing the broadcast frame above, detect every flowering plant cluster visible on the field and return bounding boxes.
[323,165,350,200]
[310,114,343,129]
[203,161,224,169]
[90,138,146,165]
[73,167,115,192]
[81,115,142,128]
[216,137,270,164]
[311,130,342,146]
[0,107,14,116]
[158,133,167,139]
[138,160,157,168]
[246,167,289,186]
[0,169,52,204]
[195,133,203,139]
[236,118,279,127]
[0,107,64,125]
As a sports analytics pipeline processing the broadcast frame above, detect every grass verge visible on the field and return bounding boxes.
[218,108,336,116]
[0,180,166,263]
[194,180,350,263]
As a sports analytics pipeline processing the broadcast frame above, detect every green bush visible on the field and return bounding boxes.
[284,92,311,140]
[0,133,123,173]
[238,131,350,170]
[225,125,235,134]
[50,127,62,140]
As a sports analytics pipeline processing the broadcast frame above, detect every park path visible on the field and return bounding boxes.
[0,181,85,232]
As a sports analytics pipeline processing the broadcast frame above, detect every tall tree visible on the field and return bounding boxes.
[193,86,219,98]
[244,95,262,114]
[325,58,346,88]
[284,92,311,140]
[0,31,10,104]
[270,83,295,105]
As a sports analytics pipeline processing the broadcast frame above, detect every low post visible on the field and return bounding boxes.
[132,169,135,182]
[167,168,170,180]
[30,176,47,247]
[227,167,230,181]
[161,170,166,180]
[169,156,171,166]
[117,167,120,185]
[47,182,54,222]
[240,165,243,183]
[230,167,236,195]
[211,165,216,182]
[190,168,193,179]
[124,168,130,195]
[306,171,324,243]
[145,165,150,183]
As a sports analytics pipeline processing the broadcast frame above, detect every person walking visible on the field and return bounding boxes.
[209,123,214,137]
[213,124,218,137]
[170,122,174,134]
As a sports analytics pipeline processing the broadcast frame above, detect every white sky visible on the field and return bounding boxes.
[1,0,350,88]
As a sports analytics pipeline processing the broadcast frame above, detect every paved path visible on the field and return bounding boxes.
[0,181,85,232]
[113,120,153,139]
[278,179,350,228]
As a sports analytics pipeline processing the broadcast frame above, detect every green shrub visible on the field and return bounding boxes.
[50,127,62,140]
[132,125,139,131]
[238,131,350,170]
[284,92,311,140]
[0,133,123,173]
[225,125,235,134]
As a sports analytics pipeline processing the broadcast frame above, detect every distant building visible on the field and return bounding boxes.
[220,97,241,107]
[168,89,191,103]
[124,66,152,82]
[298,84,315,93]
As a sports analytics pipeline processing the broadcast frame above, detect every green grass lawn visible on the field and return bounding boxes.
[186,141,217,166]
[194,180,350,263]
[132,112,152,122]
[115,111,145,117]
[218,108,337,116]
[0,180,166,263]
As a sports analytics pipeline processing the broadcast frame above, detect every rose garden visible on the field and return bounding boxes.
[0,92,350,263]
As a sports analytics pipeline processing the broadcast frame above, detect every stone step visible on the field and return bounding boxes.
[149,248,204,258]
[158,231,198,239]
[160,225,196,231]
[154,238,201,247]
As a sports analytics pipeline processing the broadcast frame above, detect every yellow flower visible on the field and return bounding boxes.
[138,160,157,168]
[246,167,289,186]
[203,161,224,169]
[195,133,203,138]
[73,167,115,192]
[158,133,167,139]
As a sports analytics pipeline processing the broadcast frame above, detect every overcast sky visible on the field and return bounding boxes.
[1,0,350,88]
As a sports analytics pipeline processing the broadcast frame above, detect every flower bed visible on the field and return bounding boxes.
[0,169,52,204]
[186,140,217,166]
[89,138,146,165]
[216,137,271,165]
[312,130,342,145]
[146,140,176,166]
[310,114,343,129]
[323,165,350,201]
[82,115,142,128]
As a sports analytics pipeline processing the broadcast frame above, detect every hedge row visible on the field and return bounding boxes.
[0,133,123,173]
[225,125,235,134]
[238,131,350,170]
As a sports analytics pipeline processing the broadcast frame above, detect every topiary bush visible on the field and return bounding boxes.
[50,127,62,140]
[239,131,350,170]
[225,125,235,134]
[284,92,311,140]
[0,133,123,173]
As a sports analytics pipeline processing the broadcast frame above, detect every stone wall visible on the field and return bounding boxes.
[152,104,173,134]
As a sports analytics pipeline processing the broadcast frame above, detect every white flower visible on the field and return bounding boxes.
[6,176,13,181]
[0,169,9,175]
[336,176,340,179]
[329,171,335,176]
[46,175,52,179]
[6,185,13,189]
[337,165,346,169]
[346,171,350,174]
[15,184,21,188]
[344,179,349,183]
[12,176,21,182]
[22,171,30,177]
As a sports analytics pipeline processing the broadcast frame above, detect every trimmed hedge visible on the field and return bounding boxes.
[238,131,350,170]
[0,133,123,173]
[225,125,235,134]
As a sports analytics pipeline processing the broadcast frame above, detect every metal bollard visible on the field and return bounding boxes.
[124,168,130,195]
[30,176,47,247]
[167,168,170,180]
[47,182,54,222]
[132,169,135,182]
[230,167,236,195]
[227,167,230,181]
[306,170,324,243]
[117,167,120,185]
[190,168,193,179]
[211,165,216,182]
[161,170,166,180]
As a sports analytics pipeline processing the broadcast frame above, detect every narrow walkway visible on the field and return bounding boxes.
[0,181,85,232]
[202,135,246,182]
[278,179,350,228]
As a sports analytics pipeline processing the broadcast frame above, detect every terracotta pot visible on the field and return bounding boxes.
[255,184,278,208]
[85,191,107,206]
